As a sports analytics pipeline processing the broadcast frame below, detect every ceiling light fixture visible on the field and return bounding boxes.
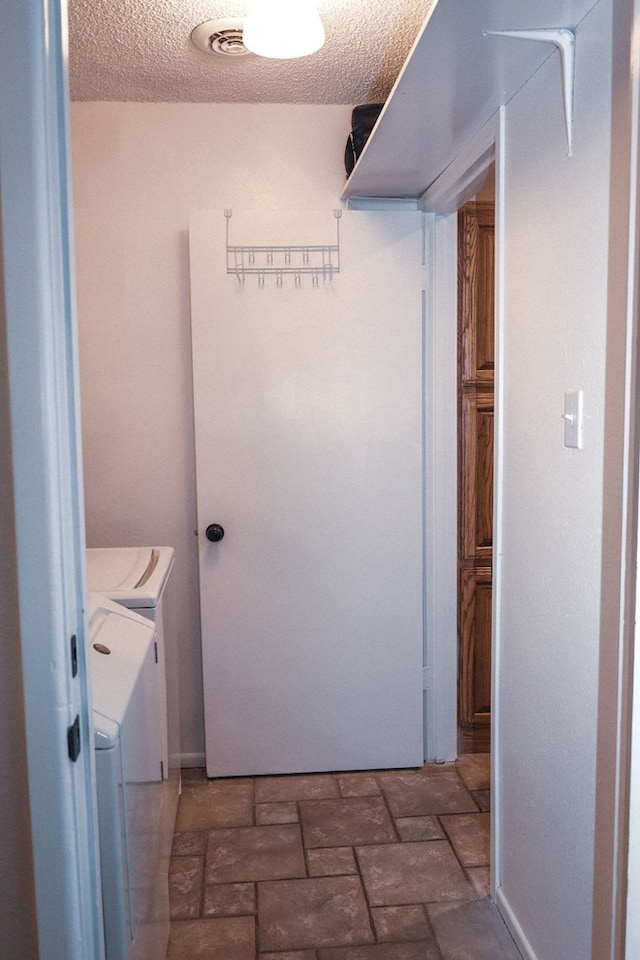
[243,0,325,60]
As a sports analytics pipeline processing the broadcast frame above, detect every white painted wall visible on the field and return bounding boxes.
[71,104,350,761]
[493,3,612,958]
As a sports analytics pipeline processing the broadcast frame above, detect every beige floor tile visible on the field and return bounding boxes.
[300,797,396,848]
[317,943,443,959]
[395,817,444,842]
[471,790,490,812]
[466,867,490,898]
[378,771,477,817]
[356,841,475,906]
[168,766,501,960]
[256,801,299,824]
[169,856,204,920]
[261,953,317,960]
[427,901,522,959]
[206,824,306,883]
[440,814,489,867]
[167,917,255,960]
[258,876,374,951]
[371,905,432,942]
[203,882,256,917]
[307,847,358,876]
[172,831,207,856]
[455,755,490,792]
[337,773,382,797]
[176,780,254,831]
[255,774,339,802]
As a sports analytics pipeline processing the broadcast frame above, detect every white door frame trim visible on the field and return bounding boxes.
[421,118,498,768]
[0,1,102,957]
[420,107,519,944]
[422,210,458,763]
[593,1,640,957]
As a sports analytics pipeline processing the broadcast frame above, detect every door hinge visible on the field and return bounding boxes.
[67,715,81,762]
[154,641,158,664]
[70,634,78,678]
[422,666,432,692]
[160,760,165,780]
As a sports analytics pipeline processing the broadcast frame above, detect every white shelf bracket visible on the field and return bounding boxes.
[484,27,576,156]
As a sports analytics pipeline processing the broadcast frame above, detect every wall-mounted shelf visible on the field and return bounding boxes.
[225,209,341,285]
[341,0,599,205]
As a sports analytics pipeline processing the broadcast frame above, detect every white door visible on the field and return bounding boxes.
[1,1,104,956]
[190,209,425,776]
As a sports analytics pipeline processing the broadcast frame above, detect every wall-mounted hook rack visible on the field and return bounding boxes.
[224,209,342,284]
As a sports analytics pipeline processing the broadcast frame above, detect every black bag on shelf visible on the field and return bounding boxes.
[344,103,384,176]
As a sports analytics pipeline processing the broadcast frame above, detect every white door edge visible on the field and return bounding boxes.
[423,211,458,763]
[1,1,103,957]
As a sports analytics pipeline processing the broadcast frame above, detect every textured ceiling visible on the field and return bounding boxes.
[68,0,434,103]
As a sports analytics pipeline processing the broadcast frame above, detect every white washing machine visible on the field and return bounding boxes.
[86,546,178,780]
[89,593,168,960]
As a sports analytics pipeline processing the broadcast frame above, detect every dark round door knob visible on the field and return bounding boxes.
[205,523,225,543]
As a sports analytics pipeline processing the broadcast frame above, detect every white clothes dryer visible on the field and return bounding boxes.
[86,546,177,779]
[89,593,168,960]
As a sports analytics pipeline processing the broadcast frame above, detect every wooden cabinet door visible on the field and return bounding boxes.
[458,200,494,753]
[459,566,492,730]
[459,392,494,565]
[458,201,495,384]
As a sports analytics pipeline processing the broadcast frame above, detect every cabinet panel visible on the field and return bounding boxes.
[459,202,495,384]
[459,565,492,729]
[458,198,494,752]
[460,392,494,563]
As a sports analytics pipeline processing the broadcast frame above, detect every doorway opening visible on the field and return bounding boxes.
[456,167,495,755]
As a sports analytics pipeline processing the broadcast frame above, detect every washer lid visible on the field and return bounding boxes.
[88,593,156,744]
[92,711,119,750]
[86,546,175,607]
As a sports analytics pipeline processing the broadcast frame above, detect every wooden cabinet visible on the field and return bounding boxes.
[459,204,495,384]
[459,566,493,728]
[459,391,494,565]
[458,201,494,753]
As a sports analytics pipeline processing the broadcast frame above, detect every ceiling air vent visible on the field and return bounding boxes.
[191,19,251,57]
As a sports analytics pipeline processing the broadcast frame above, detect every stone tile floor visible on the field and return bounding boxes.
[168,754,522,960]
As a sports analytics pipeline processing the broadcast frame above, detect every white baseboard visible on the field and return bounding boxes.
[496,887,539,960]
[180,752,206,769]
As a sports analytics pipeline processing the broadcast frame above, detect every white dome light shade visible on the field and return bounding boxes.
[243,0,325,60]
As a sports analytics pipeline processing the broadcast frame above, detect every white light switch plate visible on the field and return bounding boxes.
[563,390,583,449]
